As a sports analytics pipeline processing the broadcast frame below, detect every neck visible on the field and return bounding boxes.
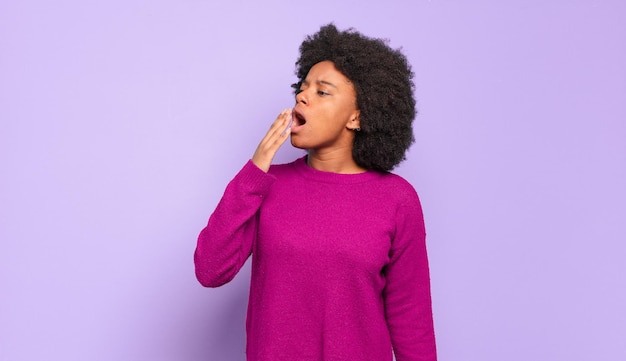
[307,149,367,174]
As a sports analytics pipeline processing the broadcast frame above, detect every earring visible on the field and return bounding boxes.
[354,127,361,132]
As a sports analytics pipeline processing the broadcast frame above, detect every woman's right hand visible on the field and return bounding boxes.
[251,109,292,172]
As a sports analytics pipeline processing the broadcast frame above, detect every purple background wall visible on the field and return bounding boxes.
[1,1,625,360]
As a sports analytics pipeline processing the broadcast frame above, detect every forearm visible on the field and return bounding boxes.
[194,160,276,287]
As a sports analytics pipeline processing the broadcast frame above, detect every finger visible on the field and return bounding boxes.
[265,109,289,132]
[260,109,292,144]
[252,110,292,172]
[280,109,294,136]
[268,109,292,136]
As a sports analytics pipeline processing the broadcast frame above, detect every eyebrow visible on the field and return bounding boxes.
[302,79,338,88]
[318,80,337,88]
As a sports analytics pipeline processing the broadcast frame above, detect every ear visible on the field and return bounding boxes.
[346,110,361,131]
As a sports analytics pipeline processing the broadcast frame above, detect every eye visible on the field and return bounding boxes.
[317,90,329,96]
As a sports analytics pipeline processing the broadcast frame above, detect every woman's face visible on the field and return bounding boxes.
[290,61,360,152]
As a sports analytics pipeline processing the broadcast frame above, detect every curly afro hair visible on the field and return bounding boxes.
[292,23,416,172]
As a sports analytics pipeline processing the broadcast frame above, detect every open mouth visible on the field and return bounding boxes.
[293,110,306,126]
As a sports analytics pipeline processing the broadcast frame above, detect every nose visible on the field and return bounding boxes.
[296,91,308,105]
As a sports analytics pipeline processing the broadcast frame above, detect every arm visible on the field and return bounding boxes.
[194,109,292,287]
[194,161,275,287]
[384,197,437,361]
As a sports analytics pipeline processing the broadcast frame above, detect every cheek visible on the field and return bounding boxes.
[333,105,357,126]
[338,95,358,116]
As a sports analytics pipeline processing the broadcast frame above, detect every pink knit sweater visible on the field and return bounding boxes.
[195,157,436,361]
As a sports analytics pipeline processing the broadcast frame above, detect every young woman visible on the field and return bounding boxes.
[195,24,437,361]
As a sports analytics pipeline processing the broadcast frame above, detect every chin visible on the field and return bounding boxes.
[290,137,308,150]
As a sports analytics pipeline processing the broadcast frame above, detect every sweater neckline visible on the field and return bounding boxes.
[292,156,383,184]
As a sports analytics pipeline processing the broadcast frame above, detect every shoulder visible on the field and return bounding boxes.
[375,172,420,203]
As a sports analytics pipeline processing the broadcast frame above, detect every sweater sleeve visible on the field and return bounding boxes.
[384,195,437,361]
[194,160,276,287]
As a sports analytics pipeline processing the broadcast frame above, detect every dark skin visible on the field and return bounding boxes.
[252,61,364,174]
